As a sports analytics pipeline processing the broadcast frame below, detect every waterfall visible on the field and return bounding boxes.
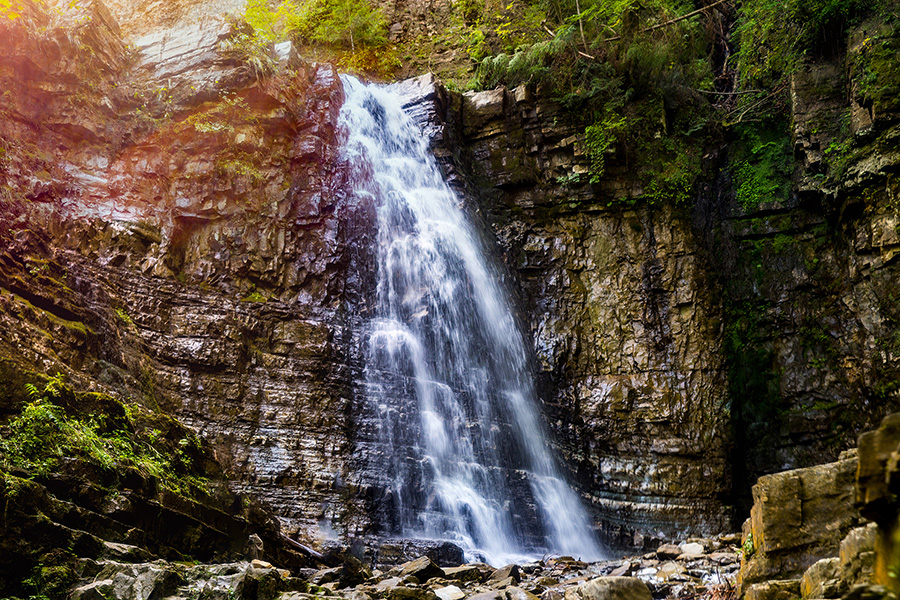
[340,76,604,565]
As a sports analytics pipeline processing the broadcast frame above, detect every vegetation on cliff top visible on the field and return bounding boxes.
[224,0,396,77]
[463,0,898,206]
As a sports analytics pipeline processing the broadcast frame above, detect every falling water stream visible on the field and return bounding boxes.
[340,77,604,565]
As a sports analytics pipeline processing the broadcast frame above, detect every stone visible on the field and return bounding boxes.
[744,580,801,600]
[434,585,466,600]
[857,414,900,517]
[71,579,115,600]
[488,565,521,584]
[312,567,342,585]
[274,41,302,69]
[708,552,739,565]
[388,587,440,600]
[839,524,877,588]
[491,577,517,589]
[378,540,465,568]
[656,562,686,581]
[843,584,896,600]
[247,534,264,560]
[505,586,542,600]
[801,557,844,599]
[397,557,445,583]
[738,456,859,589]
[541,589,565,600]
[563,577,652,600]
[443,564,488,583]
[679,542,705,555]
[656,544,682,559]
[470,591,506,600]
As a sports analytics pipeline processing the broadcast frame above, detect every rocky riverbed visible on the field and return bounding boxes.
[68,537,743,600]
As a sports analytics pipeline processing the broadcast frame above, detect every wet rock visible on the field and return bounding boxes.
[563,577,652,600]
[378,541,465,568]
[655,562,686,581]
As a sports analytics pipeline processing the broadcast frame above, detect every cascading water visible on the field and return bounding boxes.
[340,76,604,565]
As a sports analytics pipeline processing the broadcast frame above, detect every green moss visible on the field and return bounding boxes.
[0,376,209,499]
[241,291,268,302]
[770,234,795,254]
[731,121,793,211]
[854,29,900,115]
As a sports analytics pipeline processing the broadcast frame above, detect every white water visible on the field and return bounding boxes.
[340,76,604,565]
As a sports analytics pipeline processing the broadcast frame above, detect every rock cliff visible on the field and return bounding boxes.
[2,0,900,571]
[401,16,900,547]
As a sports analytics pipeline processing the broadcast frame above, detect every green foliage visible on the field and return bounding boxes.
[733,0,893,122]
[584,112,626,182]
[741,532,755,559]
[241,291,268,302]
[224,0,393,76]
[853,29,900,115]
[219,27,277,83]
[731,121,793,211]
[0,377,209,498]
[115,307,134,326]
[280,0,387,50]
[470,0,719,205]
[737,0,872,85]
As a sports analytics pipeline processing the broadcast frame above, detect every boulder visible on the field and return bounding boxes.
[801,557,844,599]
[738,456,859,590]
[378,541,465,568]
[489,564,521,584]
[840,524,877,588]
[505,586,542,600]
[744,580,801,600]
[656,544,682,560]
[470,591,506,600]
[434,585,466,600]
[388,586,440,600]
[443,564,489,583]
[679,542,705,555]
[397,557,445,583]
[563,577,652,600]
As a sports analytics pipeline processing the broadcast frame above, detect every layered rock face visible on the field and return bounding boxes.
[419,83,733,547]
[0,0,375,539]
